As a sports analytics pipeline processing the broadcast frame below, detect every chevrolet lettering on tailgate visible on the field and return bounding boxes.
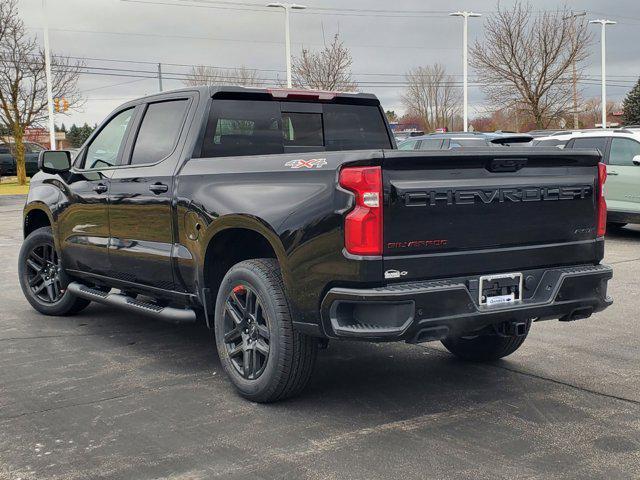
[404,185,593,207]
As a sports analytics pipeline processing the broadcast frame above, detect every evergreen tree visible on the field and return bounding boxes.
[622,78,640,126]
[79,123,94,144]
[66,124,81,148]
[60,122,67,133]
[66,123,95,148]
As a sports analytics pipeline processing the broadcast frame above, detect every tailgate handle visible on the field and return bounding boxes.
[488,158,528,172]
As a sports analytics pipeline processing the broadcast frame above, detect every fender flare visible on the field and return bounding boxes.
[198,213,291,288]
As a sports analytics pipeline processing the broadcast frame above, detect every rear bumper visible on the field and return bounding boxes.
[320,264,613,342]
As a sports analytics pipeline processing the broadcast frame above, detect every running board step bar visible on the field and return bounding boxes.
[67,282,196,324]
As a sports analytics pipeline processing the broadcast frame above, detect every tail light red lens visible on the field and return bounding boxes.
[597,162,607,237]
[339,166,383,255]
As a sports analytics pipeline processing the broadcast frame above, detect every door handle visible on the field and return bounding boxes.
[149,182,169,194]
[93,183,108,194]
[607,171,619,176]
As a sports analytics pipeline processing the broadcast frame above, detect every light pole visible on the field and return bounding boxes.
[563,11,586,129]
[42,0,56,150]
[267,2,306,88]
[590,19,616,129]
[450,11,481,132]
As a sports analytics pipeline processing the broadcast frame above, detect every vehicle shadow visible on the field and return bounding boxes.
[70,302,545,416]
[13,302,637,480]
[606,223,640,239]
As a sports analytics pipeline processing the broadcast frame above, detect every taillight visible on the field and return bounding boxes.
[339,166,383,255]
[597,162,607,237]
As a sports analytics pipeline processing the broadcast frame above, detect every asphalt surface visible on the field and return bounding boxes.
[1,194,639,480]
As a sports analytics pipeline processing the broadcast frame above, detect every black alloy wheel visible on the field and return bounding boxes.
[24,242,64,304]
[213,258,317,402]
[223,284,271,380]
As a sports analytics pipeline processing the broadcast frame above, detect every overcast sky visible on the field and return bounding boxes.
[16,0,640,127]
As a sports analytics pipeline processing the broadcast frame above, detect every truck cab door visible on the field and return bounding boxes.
[57,107,136,277]
[606,137,640,217]
[108,97,192,291]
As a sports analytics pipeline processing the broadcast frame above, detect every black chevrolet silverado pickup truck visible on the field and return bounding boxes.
[19,86,612,402]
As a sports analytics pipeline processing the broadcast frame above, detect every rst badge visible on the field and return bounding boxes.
[285,158,327,169]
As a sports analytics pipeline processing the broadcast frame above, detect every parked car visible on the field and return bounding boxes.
[20,86,612,402]
[530,132,576,148]
[398,132,532,150]
[527,129,564,138]
[0,142,44,177]
[563,129,640,227]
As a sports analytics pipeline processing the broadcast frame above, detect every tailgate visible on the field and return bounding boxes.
[382,149,603,281]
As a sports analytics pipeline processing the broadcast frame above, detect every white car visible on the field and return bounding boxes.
[562,128,640,226]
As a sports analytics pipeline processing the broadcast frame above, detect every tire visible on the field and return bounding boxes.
[18,226,91,316]
[441,322,531,362]
[213,259,317,403]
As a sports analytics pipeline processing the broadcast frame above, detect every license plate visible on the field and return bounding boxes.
[479,272,523,307]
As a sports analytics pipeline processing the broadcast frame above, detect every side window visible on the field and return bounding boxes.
[420,138,444,150]
[202,100,282,157]
[609,138,640,167]
[130,99,189,165]
[83,108,134,169]
[398,140,416,150]
[570,137,608,153]
[282,112,323,147]
[28,143,44,153]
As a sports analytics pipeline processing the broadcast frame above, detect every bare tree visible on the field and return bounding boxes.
[292,34,357,91]
[471,2,592,128]
[581,97,619,128]
[0,0,83,185]
[183,65,263,87]
[401,64,461,131]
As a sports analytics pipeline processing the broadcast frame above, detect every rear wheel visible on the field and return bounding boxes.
[18,227,90,316]
[441,323,530,362]
[213,259,317,403]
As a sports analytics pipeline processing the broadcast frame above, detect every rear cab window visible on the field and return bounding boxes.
[129,99,189,165]
[200,97,391,157]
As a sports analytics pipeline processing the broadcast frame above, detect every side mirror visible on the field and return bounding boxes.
[633,155,640,166]
[38,150,71,174]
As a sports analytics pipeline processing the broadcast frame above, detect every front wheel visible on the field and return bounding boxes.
[441,323,531,362]
[213,259,317,403]
[18,227,90,316]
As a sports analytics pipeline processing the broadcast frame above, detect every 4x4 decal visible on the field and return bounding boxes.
[284,158,327,169]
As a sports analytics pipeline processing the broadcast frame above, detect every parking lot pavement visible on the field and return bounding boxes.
[1,198,639,480]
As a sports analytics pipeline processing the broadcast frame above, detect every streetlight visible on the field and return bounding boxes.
[589,19,616,129]
[267,2,307,88]
[450,11,481,132]
[563,10,586,129]
[42,0,56,150]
